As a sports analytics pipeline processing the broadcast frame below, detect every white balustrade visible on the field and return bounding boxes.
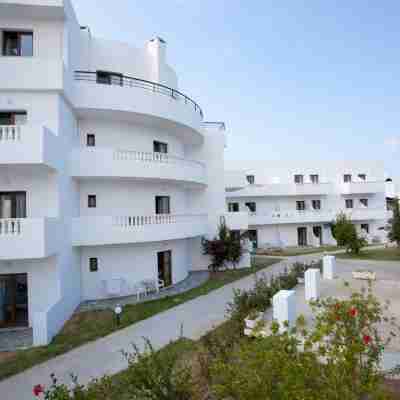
[272,289,296,332]
[305,269,320,302]
[323,255,336,280]
[112,214,205,229]
[0,219,22,235]
[0,125,22,141]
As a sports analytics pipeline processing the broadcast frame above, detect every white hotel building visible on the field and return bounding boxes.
[225,161,390,249]
[0,0,245,345]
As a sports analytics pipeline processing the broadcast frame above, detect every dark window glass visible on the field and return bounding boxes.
[344,174,352,183]
[89,258,98,272]
[155,196,170,214]
[96,71,123,86]
[360,198,368,207]
[2,31,33,56]
[0,192,26,218]
[87,134,95,147]
[361,224,369,233]
[312,200,321,210]
[158,250,172,287]
[345,199,353,209]
[358,174,366,181]
[294,175,304,184]
[228,202,239,212]
[296,201,306,211]
[246,175,255,184]
[0,111,27,125]
[310,174,319,184]
[245,202,256,213]
[88,195,97,208]
[153,141,168,154]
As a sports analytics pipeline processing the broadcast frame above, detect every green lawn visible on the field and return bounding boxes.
[257,245,341,257]
[336,247,400,262]
[0,257,280,381]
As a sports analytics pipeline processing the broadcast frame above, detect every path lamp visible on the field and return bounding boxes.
[114,304,123,326]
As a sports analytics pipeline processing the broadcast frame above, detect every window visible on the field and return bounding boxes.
[294,175,304,184]
[153,141,168,154]
[0,192,26,218]
[296,201,306,211]
[2,31,33,56]
[361,223,369,234]
[358,174,366,181]
[88,195,96,208]
[228,202,239,212]
[89,258,98,272]
[246,175,255,185]
[344,174,352,183]
[360,198,368,207]
[86,134,95,147]
[96,71,123,86]
[245,202,256,213]
[155,196,170,214]
[0,111,27,125]
[310,174,319,184]
[312,200,321,210]
[345,199,353,209]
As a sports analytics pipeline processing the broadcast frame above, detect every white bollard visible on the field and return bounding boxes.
[323,255,336,279]
[305,268,320,302]
[272,290,296,332]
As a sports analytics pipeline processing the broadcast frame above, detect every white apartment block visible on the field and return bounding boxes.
[0,0,246,345]
[225,161,390,249]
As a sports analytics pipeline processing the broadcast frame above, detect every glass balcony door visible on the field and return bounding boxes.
[0,192,26,219]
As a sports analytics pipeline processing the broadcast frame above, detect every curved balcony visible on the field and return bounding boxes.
[70,148,207,186]
[73,71,204,144]
[72,214,207,246]
[341,181,385,195]
[0,218,60,260]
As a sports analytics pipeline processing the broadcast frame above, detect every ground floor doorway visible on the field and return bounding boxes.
[248,230,258,249]
[0,274,28,328]
[158,250,172,287]
[313,226,323,246]
[297,227,308,247]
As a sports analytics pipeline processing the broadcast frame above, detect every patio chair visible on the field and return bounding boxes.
[130,282,146,301]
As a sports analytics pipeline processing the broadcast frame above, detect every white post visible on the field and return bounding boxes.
[305,268,320,301]
[323,255,336,279]
[272,290,296,332]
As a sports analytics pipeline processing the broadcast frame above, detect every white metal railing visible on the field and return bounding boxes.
[113,149,205,168]
[112,214,206,229]
[0,125,22,141]
[0,219,22,235]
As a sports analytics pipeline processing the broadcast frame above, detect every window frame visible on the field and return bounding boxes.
[358,174,366,181]
[345,199,354,209]
[155,196,171,214]
[228,202,239,212]
[359,198,369,207]
[153,140,168,154]
[294,174,304,185]
[2,30,33,57]
[245,202,256,213]
[344,174,352,183]
[86,134,95,147]
[361,223,369,234]
[96,70,123,86]
[0,111,27,125]
[311,199,321,210]
[246,175,255,185]
[89,257,98,272]
[310,174,319,184]
[296,200,306,211]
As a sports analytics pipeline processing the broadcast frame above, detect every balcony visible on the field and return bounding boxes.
[249,210,336,226]
[72,214,207,246]
[343,208,388,221]
[224,212,249,230]
[226,183,333,198]
[70,148,206,186]
[0,125,60,169]
[0,218,60,260]
[0,1,65,20]
[73,71,204,144]
[341,181,385,195]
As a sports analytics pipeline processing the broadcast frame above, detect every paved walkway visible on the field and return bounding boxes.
[0,260,288,400]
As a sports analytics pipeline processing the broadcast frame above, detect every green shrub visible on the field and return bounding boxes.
[332,212,367,254]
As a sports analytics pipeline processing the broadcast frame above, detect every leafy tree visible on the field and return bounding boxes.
[388,198,400,247]
[331,212,367,254]
[202,220,244,271]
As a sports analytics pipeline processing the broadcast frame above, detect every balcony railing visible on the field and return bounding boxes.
[74,71,203,118]
[0,125,22,141]
[72,214,208,246]
[0,219,22,235]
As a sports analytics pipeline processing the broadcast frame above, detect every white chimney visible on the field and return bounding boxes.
[146,37,167,83]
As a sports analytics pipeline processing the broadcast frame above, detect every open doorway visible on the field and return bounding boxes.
[248,230,258,249]
[157,250,172,288]
[313,226,323,246]
[0,274,28,328]
[297,227,308,247]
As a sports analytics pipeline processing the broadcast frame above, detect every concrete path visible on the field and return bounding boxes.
[0,260,288,400]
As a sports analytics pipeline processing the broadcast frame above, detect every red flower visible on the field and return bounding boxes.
[349,307,357,317]
[335,313,341,321]
[363,335,372,345]
[33,384,44,397]
[334,303,341,310]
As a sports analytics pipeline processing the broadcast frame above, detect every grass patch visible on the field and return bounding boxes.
[336,247,400,261]
[0,257,280,382]
[257,245,340,257]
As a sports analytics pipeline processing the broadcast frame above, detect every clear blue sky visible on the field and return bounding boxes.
[71,0,399,182]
